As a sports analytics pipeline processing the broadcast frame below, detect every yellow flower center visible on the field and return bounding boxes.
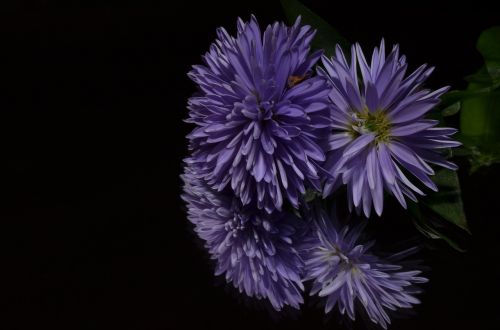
[350,108,392,143]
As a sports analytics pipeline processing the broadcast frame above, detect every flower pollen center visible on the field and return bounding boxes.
[350,108,392,143]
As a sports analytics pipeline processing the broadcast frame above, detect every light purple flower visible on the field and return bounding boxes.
[186,16,332,213]
[301,206,428,329]
[320,40,460,217]
[181,163,305,311]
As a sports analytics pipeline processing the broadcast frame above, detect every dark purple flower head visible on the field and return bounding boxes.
[181,163,305,311]
[187,16,332,213]
[319,40,460,217]
[301,207,427,329]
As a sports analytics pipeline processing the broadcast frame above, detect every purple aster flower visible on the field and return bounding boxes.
[319,40,461,217]
[181,162,306,311]
[301,206,428,329]
[186,16,332,213]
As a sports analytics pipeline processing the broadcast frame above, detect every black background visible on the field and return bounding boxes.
[2,1,500,329]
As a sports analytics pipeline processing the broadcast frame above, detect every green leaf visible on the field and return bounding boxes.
[454,135,500,173]
[454,27,500,171]
[477,26,500,80]
[408,202,466,252]
[441,101,461,117]
[468,145,500,173]
[465,70,497,84]
[461,89,500,142]
[422,169,470,233]
[459,72,500,172]
[280,0,348,56]
[460,27,500,141]
[460,65,500,139]
[441,82,500,107]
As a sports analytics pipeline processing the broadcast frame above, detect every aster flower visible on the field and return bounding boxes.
[181,163,306,311]
[301,206,427,329]
[319,40,461,217]
[186,16,332,213]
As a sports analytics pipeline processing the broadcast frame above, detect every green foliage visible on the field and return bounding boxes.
[409,202,467,252]
[406,169,470,252]
[477,27,500,80]
[444,27,500,172]
[422,169,469,233]
[441,102,461,117]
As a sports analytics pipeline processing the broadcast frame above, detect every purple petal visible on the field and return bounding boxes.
[343,134,375,158]
[391,120,438,136]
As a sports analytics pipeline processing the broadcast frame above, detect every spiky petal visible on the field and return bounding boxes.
[187,16,332,213]
[301,206,428,328]
[181,163,306,311]
[320,40,460,217]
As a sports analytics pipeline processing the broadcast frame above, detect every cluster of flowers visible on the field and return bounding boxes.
[182,16,459,328]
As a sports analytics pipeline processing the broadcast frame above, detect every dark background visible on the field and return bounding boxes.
[1,1,500,329]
